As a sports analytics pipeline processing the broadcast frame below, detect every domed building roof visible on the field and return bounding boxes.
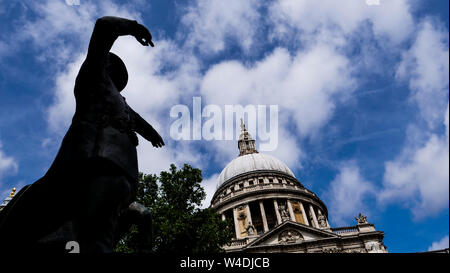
[217,153,295,189]
[216,120,295,189]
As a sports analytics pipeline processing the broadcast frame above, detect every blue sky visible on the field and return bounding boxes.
[0,0,448,253]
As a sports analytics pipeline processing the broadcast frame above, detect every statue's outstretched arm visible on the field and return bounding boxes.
[129,107,165,148]
[85,16,153,68]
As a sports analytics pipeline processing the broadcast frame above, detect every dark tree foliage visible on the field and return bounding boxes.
[115,164,233,254]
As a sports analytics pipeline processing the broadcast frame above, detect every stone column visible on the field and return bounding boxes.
[309,204,319,228]
[221,213,226,221]
[322,210,331,228]
[233,207,241,239]
[246,203,253,227]
[299,202,309,226]
[259,200,269,232]
[273,199,282,225]
[287,200,296,222]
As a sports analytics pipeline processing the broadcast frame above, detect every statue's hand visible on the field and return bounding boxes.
[150,129,165,148]
[133,23,154,47]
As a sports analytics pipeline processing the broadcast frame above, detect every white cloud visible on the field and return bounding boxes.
[136,137,204,176]
[181,0,262,55]
[428,235,449,251]
[199,45,355,169]
[20,0,141,64]
[0,141,18,198]
[46,54,84,134]
[397,19,449,128]
[263,122,303,170]
[0,141,18,178]
[323,162,376,226]
[380,123,449,220]
[268,0,414,45]
[201,46,355,137]
[201,173,220,208]
[379,19,449,220]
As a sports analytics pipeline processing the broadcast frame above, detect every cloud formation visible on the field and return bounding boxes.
[201,173,220,208]
[2,0,448,224]
[380,19,449,220]
[20,0,141,65]
[199,45,355,170]
[428,235,449,251]
[0,140,18,198]
[397,19,449,128]
[380,109,449,220]
[323,162,376,226]
[0,142,17,177]
[181,0,262,55]
[268,0,414,45]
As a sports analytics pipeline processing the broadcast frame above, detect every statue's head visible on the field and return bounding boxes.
[106,52,128,92]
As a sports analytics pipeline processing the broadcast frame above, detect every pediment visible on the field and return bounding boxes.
[245,221,338,248]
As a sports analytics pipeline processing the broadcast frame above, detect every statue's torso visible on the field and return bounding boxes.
[47,60,138,182]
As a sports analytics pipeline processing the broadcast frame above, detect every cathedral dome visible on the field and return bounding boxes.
[216,152,295,189]
[210,120,386,254]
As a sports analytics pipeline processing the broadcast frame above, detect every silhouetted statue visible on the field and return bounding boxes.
[0,16,164,253]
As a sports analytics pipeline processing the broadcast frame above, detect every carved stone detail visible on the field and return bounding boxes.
[317,210,328,228]
[278,202,290,222]
[322,247,343,253]
[278,229,303,244]
[246,222,256,236]
[364,240,386,253]
[355,213,368,224]
[237,206,247,220]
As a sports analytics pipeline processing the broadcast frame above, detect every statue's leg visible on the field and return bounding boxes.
[74,164,134,253]
[131,202,153,253]
[115,202,152,253]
